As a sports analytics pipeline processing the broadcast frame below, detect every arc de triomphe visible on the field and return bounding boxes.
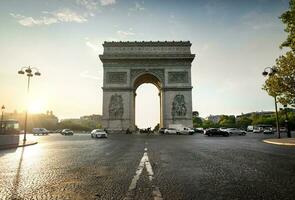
[99,41,195,132]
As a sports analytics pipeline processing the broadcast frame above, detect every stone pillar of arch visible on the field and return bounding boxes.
[99,41,195,132]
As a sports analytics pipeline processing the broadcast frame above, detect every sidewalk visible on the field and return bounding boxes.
[263,138,295,146]
[0,140,38,150]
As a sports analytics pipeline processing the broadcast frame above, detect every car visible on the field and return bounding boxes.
[204,128,229,137]
[32,128,49,135]
[177,127,195,135]
[226,128,246,136]
[61,129,74,135]
[159,128,166,134]
[91,129,107,138]
[263,128,274,134]
[193,128,204,133]
[164,128,177,134]
[253,127,263,133]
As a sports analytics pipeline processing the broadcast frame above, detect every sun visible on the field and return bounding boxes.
[28,100,46,114]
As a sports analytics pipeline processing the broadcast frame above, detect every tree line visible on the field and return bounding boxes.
[193,112,295,130]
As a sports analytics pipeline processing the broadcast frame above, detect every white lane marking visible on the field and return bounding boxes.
[124,147,163,200]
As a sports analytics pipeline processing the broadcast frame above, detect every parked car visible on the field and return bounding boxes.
[204,128,229,137]
[193,128,204,133]
[164,128,177,134]
[91,129,107,138]
[177,127,195,135]
[226,128,246,136]
[263,128,274,134]
[253,127,263,133]
[32,128,49,135]
[247,125,254,132]
[61,129,74,135]
[159,128,166,134]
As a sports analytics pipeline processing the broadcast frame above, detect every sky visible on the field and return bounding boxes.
[0,0,291,128]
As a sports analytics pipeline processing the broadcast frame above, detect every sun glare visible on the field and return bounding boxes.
[28,100,46,114]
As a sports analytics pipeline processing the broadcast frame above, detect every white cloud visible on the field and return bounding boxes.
[129,2,145,12]
[117,30,135,37]
[100,0,116,6]
[10,9,87,27]
[53,9,87,23]
[80,70,101,80]
[77,0,98,10]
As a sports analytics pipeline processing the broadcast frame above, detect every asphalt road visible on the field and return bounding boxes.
[0,133,295,200]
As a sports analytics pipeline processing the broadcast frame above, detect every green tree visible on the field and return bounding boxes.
[263,0,295,107]
[218,115,236,128]
[263,52,295,106]
[280,0,295,51]
[236,116,252,129]
[202,120,217,129]
[193,116,203,127]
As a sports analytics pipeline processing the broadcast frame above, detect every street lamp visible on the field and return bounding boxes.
[1,105,5,134]
[18,66,41,142]
[262,66,281,139]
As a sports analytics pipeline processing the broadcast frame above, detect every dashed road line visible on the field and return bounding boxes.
[124,147,163,200]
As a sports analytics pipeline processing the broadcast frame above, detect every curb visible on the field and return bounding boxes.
[263,140,295,146]
[0,141,38,150]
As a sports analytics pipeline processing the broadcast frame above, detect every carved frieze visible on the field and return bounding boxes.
[106,72,127,84]
[109,94,124,119]
[168,72,188,84]
[171,95,187,118]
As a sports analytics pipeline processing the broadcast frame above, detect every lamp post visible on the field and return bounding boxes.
[18,66,41,142]
[1,105,5,134]
[262,66,281,139]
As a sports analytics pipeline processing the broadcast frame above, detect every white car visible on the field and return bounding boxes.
[226,128,246,136]
[32,128,49,135]
[177,127,195,135]
[164,128,177,134]
[91,129,108,138]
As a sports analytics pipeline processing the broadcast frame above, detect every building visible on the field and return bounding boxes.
[3,110,58,131]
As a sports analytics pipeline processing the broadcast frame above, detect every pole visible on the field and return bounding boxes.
[1,110,3,134]
[23,75,31,142]
[285,108,291,138]
[274,96,281,139]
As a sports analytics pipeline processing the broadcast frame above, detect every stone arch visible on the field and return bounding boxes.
[132,72,163,90]
[99,41,195,132]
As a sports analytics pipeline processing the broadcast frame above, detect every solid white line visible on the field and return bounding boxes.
[124,148,163,200]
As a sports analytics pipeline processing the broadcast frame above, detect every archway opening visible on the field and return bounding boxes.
[135,83,160,129]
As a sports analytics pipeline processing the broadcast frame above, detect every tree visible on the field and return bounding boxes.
[263,0,295,107]
[236,116,252,129]
[193,116,203,127]
[280,0,295,51]
[218,115,236,128]
[263,52,295,106]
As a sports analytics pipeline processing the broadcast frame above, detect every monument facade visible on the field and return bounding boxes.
[99,41,195,131]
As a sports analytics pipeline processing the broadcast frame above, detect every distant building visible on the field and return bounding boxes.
[3,111,58,131]
[206,115,223,124]
[80,114,102,122]
[236,111,274,120]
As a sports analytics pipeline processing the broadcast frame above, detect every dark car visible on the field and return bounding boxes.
[204,128,229,137]
[159,128,166,134]
[193,128,204,134]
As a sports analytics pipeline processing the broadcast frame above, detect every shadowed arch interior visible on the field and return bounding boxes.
[133,73,162,90]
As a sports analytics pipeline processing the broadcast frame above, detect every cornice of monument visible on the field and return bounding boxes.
[99,54,195,60]
[102,41,192,47]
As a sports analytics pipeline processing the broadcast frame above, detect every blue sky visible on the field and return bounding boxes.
[0,0,290,128]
